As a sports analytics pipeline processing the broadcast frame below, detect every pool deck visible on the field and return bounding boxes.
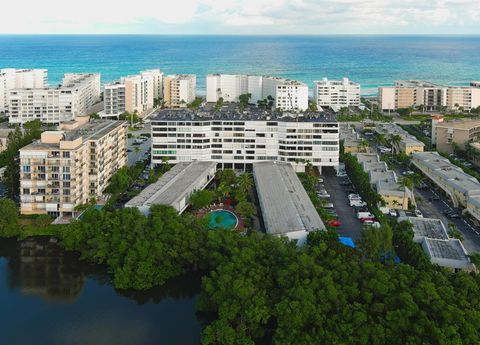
[197,203,245,233]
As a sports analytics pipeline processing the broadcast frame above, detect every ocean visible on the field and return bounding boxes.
[0,35,479,95]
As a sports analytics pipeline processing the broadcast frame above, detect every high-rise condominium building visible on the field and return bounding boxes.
[206,74,308,111]
[313,78,360,109]
[103,70,161,118]
[19,117,127,217]
[378,80,480,112]
[151,109,339,173]
[433,119,480,154]
[8,73,101,124]
[163,75,196,107]
[0,68,48,113]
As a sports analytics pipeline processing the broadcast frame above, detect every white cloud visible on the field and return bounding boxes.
[0,0,479,33]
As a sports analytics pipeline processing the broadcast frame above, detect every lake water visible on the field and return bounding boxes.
[0,238,202,345]
[1,35,480,95]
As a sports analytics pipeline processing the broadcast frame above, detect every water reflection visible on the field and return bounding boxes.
[0,237,202,345]
[6,238,85,303]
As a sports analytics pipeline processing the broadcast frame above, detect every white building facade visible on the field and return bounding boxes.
[8,73,101,124]
[314,78,360,109]
[0,68,48,113]
[151,110,339,173]
[206,74,309,111]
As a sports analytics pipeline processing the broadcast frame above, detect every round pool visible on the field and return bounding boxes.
[207,210,238,230]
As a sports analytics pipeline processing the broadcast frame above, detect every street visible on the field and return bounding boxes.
[127,137,151,167]
[415,186,480,253]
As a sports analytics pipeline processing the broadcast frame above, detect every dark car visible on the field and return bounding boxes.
[428,195,440,201]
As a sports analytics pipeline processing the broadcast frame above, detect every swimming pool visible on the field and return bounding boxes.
[207,210,238,230]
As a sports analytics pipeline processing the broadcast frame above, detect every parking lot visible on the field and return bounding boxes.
[127,137,151,167]
[321,168,364,241]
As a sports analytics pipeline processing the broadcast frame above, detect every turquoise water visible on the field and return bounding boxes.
[208,210,238,230]
[0,35,479,95]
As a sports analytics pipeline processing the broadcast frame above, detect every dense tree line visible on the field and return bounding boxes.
[0,120,42,198]
[52,203,480,344]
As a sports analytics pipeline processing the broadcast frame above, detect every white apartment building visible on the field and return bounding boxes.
[103,70,158,118]
[314,78,360,110]
[140,69,163,100]
[164,75,196,108]
[206,74,309,111]
[19,117,127,217]
[151,109,339,173]
[8,73,101,125]
[0,68,48,113]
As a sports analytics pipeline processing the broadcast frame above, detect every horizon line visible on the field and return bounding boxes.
[1,33,480,37]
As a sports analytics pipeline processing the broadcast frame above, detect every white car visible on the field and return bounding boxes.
[318,193,330,198]
[414,209,424,218]
[337,170,347,177]
[322,203,334,209]
[389,209,398,217]
[350,200,367,207]
[318,177,324,183]
[348,193,362,200]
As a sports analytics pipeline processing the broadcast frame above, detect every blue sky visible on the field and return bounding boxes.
[2,0,480,34]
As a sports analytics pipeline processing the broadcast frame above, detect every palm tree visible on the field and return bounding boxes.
[237,173,253,195]
[359,138,370,153]
[376,133,387,146]
[216,182,231,202]
[389,134,402,155]
[400,173,421,209]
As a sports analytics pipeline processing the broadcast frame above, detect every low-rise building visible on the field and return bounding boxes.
[340,124,362,153]
[125,161,216,215]
[422,238,475,272]
[411,152,480,215]
[354,153,412,209]
[163,74,196,108]
[253,161,325,245]
[398,216,449,243]
[375,123,424,155]
[468,142,480,168]
[151,109,339,173]
[433,119,480,154]
[8,74,101,124]
[313,78,360,110]
[19,118,127,217]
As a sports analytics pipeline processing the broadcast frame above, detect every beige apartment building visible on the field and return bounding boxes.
[163,74,196,107]
[434,119,480,154]
[379,80,480,112]
[19,118,127,217]
[375,123,424,155]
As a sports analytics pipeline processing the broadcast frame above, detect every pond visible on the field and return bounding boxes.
[207,210,238,230]
[0,237,202,345]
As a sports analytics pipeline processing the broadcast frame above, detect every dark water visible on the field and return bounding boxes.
[0,238,202,345]
[1,35,480,95]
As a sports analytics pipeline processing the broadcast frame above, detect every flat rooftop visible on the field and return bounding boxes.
[395,80,443,88]
[125,161,216,208]
[376,123,424,147]
[402,217,449,240]
[253,161,325,236]
[435,119,480,130]
[411,152,480,196]
[151,108,337,123]
[423,238,469,261]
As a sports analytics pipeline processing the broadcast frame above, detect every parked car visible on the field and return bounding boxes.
[402,170,415,176]
[322,203,334,209]
[363,220,381,228]
[389,209,397,217]
[414,209,423,218]
[348,193,362,200]
[350,200,367,207]
[318,178,324,183]
[429,195,440,201]
[357,211,374,220]
[318,193,331,198]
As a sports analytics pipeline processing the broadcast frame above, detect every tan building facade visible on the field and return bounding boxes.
[434,119,480,154]
[163,75,196,107]
[19,119,127,217]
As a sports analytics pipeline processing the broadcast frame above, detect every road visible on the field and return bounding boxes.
[415,186,480,253]
[322,168,363,241]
